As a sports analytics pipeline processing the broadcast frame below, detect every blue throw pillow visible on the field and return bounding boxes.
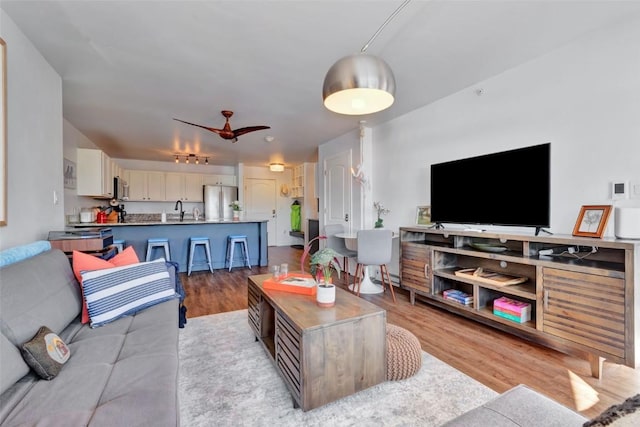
[81,258,178,328]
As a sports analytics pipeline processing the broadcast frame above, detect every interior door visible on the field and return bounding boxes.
[324,150,352,231]
[245,178,277,246]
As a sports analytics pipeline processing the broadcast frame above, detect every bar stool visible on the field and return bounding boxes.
[226,235,251,272]
[113,239,125,253]
[188,236,213,276]
[146,238,171,262]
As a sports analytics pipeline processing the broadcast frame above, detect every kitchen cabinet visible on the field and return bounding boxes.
[77,148,114,198]
[203,174,236,186]
[165,173,203,202]
[126,170,165,201]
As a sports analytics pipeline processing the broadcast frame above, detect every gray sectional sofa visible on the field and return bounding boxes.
[443,384,588,426]
[0,248,180,426]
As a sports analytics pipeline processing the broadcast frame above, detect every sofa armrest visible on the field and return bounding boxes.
[442,384,588,427]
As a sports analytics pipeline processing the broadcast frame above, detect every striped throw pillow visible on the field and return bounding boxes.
[81,258,178,328]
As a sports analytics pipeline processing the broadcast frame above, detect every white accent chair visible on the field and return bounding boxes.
[354,229,396,302]
[324,224,357,284]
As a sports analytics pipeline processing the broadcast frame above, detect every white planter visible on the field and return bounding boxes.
[316,284,336,308]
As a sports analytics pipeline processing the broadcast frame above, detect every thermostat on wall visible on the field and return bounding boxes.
[611,181,628,200]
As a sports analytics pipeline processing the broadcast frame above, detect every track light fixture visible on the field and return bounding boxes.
[322,0,411,115]
[173,153,209,165]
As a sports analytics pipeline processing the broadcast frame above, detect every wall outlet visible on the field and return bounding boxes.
[630,180,640,199]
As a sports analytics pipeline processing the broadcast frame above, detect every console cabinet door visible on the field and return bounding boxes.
[401,242,431,294]
[542,267,625,358]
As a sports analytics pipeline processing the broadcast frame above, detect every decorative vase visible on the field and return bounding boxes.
[233,211,240,221]
[316,281,336,308]
[374,218,384,228]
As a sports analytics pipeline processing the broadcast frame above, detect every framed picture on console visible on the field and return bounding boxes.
[416,205,432,226]
[572,205,612,238]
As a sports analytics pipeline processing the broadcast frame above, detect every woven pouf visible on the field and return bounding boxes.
[386,323,422,381]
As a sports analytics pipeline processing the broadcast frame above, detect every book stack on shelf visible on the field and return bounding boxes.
[442,289,473,306]
[493,296,531,323]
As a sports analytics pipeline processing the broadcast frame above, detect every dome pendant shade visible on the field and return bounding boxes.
[322,54,396,115]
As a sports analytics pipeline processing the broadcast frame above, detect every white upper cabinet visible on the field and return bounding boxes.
[77,148,115,198]
[126,170,166,201]
[203,174,236,186]
[165,173,203,202]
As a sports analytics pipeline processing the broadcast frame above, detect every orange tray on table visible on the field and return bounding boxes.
[262,272,317,296]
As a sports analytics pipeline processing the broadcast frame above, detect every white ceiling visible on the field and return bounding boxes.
[3,1,640,167]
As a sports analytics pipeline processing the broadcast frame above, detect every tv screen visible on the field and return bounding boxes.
[430,143,550,231]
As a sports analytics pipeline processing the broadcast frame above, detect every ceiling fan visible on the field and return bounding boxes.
[173,110,270,143]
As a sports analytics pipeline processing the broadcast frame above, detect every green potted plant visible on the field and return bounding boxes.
[229,200,242,220]
[301,236,341,307]
[374,201,390,228]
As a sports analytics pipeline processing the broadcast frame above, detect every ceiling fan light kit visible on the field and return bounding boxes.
[269,163,285,172]
[322,0,410,115]
[174,110,270,143]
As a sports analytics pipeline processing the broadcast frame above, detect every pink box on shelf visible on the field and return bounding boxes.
[493,296,531,323]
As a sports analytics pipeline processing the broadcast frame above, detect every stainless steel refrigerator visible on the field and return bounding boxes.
[203,185,238,220]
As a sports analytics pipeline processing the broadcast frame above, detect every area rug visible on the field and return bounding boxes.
[178,310,498,426]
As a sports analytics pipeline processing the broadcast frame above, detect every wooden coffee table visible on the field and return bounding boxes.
[248,273,386,411]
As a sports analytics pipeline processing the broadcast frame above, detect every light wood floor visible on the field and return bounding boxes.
[181,246,639,419]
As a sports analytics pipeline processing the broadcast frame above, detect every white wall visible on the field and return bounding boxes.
[63,119,105,215]
[318,15,640,279]
[0,11,64,250]
[372,16,640,238]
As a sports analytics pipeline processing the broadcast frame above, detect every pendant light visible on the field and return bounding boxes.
[322,0,411,115]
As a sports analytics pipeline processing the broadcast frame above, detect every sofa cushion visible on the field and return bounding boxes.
[0,249,82,346]
[81,258,178,328]
[442,384,588,426]
[0,299,179,426]
[0,333,30,395]
[20,326,71,380]
[72,247,140,324]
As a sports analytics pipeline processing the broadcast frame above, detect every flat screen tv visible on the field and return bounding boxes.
[430,143,550,234]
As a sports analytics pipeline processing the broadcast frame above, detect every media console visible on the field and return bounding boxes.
[399,227,639,377]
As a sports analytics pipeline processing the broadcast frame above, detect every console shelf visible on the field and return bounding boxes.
[400,227,639,377]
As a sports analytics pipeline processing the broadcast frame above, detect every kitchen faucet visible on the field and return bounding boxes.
[174,200,184,221]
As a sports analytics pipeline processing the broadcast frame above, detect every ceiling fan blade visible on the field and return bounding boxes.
[173,118,224,135]
[232,126,271,138]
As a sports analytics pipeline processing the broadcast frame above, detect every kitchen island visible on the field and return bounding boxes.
[69,219,268,273]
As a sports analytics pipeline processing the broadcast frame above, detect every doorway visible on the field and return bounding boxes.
[323,150,352,233]
[244,178,277,246]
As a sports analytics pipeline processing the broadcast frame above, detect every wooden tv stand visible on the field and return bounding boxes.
[399,227,639,377]
[247,274,386,411]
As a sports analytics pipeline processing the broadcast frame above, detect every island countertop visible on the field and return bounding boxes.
[68,219,268,273]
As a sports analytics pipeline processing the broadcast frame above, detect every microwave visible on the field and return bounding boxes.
[113,176,129,201]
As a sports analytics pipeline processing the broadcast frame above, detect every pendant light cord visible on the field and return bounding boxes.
[360,0,412,53]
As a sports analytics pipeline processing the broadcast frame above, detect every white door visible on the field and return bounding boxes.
[324,150,352,231]
[245,178,277,246]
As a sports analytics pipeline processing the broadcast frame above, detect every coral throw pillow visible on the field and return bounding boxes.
[72,247,140,323]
